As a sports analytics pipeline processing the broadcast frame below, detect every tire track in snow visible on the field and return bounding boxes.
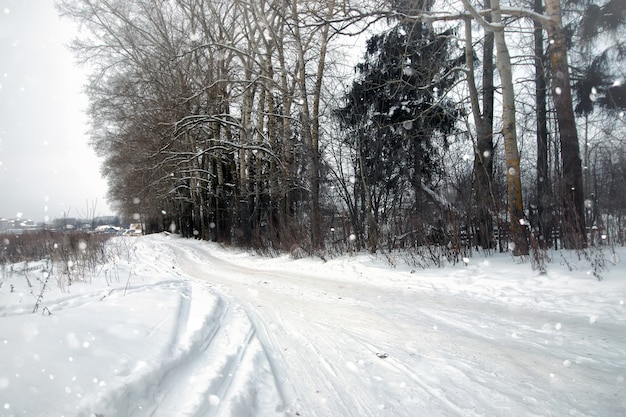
[156,248,289,417]
[82,277,286,417]
[80,280,223,416]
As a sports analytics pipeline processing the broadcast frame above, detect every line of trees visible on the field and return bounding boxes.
[57,0,626,258]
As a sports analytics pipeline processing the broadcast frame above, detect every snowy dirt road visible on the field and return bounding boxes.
[1,234,624,417]
[164,236,626,417]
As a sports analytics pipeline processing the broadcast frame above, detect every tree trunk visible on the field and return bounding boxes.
[534,0,551,248]
[477,0,495,250]
[544,0,586,249]
[291,0,335,251]
[490,0,529,255]
[466,0,495,250]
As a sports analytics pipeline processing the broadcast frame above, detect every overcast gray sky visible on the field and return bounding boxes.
[0,0,112,222]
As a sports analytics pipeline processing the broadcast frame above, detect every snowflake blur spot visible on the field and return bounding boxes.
[169,222,177,233]
[209,222,216,229]
[349,176,356,184]
[349,234,356,241]
[133,197,141,204]
[611,153,620,164]
[133,213,141,220]
[554,87,562,95]
[508,167,516,176]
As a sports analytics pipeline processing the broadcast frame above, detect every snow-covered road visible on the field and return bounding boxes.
[166,236,626,417]
[1,234,624,417]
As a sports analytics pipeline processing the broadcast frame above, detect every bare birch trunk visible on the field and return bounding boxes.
[490,0,529,255]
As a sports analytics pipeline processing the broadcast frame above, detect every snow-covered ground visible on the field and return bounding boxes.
[1,234,625,417]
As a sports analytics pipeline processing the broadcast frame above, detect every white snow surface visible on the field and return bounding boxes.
[1,233,625,417]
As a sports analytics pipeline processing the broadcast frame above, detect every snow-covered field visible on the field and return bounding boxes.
[1,234,625,417]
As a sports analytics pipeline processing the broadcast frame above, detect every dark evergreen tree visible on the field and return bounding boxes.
[336,17,463,251]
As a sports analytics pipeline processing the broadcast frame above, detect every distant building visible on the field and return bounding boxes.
[0,218,42,234]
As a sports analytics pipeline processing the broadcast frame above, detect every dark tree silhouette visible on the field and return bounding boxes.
[337,16,463,251]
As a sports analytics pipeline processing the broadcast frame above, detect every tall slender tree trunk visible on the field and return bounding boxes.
[544,0,586,249]
[491,0,529,255]
[291,13,318,248]
[291,0,335,250]
[478,0,495,249]
[534,0,551,248]
[467,0,495,250]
